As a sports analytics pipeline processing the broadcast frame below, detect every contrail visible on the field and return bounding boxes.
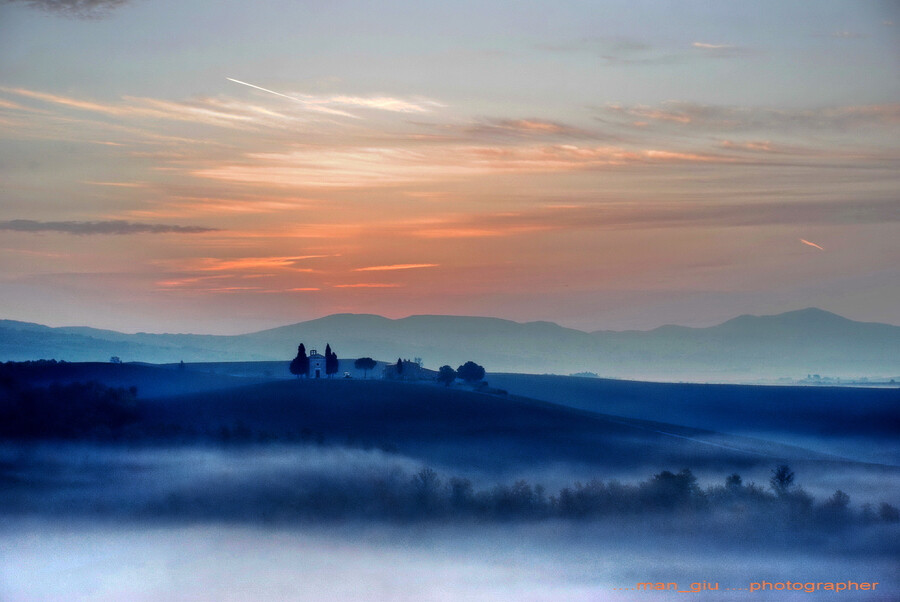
[800,238,825,251]
[226,77,358,118]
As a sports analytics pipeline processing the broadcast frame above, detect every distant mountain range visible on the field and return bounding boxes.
[2,308,899,380]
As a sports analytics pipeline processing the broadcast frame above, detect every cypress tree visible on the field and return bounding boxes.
[325,344,338,377]
[290,344,308,379]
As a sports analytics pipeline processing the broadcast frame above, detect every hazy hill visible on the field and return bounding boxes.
[3,362,871,475]
[3,308,900,380]
[488,373,900,465]
[144,378,862,474]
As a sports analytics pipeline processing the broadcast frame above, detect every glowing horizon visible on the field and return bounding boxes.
[1,0,898,334]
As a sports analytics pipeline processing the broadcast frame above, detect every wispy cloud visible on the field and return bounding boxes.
[333,283,402,288]
[0,219,218,235]
[326,95,444,113]
[2,0,129,19]
[398,198,900,240]
[153,269,328,295]
[155,275,230,289]
[353,263,439,272]
[717,140,776,152]
[689,42,752,58]
[603,101,900,131]
[193,143,736,188]
[226,78,443,117]
[124,196,311,219]
[534,36,678,65]
[419,117,602,142]
[0,97,44,112]
[537,36,750,64]
[820,31,868,39]
[1,86,294,130]
[225,78,357,118]
[84,180,149,188]
[712,139,888,162]
[800,238,825,251]
[692,42,732,50]
[164,255,328,272]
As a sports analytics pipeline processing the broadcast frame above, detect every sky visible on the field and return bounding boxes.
[0,0,898,334]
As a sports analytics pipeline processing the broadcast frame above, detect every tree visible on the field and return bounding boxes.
[354,357,377,379]
[290,344,308,379]
[769,464,795,496]
[725,473,743,490]
[411,467,442,513]
[879,502,900,522]
[437,365,456,386]
[456,361,485,384]
[325,344,339,378]
[823,489,850,511]
[109,356,121,364]
[396,357,403,375]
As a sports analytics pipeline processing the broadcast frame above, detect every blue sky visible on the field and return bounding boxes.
[0,0,898,333]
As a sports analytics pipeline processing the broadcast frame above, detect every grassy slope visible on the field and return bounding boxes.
[141,378,890,474]
[487,373,900,464]
[8,362,895,475]
[487,373,900,437]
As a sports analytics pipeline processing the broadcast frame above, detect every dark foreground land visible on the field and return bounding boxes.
[1,361,898,600]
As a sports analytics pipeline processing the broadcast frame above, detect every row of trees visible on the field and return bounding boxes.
[149,461,899,526]
[0,378,140,440]
[399,464,899,523]
[437,361,485,386]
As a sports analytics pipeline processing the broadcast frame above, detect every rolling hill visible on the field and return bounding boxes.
[4,362,888,477]
[488,373,900,465]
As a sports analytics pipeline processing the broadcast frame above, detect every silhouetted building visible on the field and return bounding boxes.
[382,359,428,380]
[308,349,326,378]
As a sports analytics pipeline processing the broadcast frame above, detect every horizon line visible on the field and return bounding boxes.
[2,306,893,338]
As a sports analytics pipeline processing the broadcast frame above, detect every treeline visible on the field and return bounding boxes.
[0,366,140,439]
[149,463,900,528]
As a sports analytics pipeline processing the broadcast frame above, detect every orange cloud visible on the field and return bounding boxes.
[718,140,774,152]
[327,95,443,113]
[353,263,439,271]
[800,238,825,251]
[193,143,733,189]
[85,181,150,188]
[124,196,309,219]
[412,226,547,239]
[333,283,402,288]
[163,256,326,272]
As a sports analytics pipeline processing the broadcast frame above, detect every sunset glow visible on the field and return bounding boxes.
[1,0,898,333]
